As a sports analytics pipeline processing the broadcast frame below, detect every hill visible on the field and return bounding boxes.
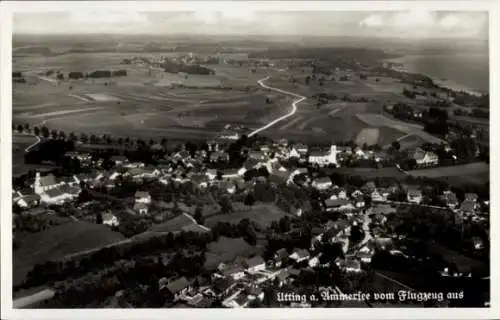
[14,221,125,286]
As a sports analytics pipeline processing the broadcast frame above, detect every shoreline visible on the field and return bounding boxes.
[388,64,484,97]
[384,56,487,97]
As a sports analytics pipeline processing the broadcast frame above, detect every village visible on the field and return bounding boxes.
[12,126,490,308]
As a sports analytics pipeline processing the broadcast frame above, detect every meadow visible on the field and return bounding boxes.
[203,203,289,229]
[204,236,261,270]
[14,221,125,286]
[406,162,489,186]
[12,50,450,149]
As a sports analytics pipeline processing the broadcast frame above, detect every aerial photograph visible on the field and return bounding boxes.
[10,9,489,309]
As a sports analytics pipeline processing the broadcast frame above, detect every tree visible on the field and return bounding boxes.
[17,124,23,133]
[194,206,204,225]
[244,193,256,207]
[59,131,66,140]
[220,195,233,214]
[41,126,50,138]
[78,133,86,143]
[51,130,58,139]
[33,126,40,136]
[96,212,103,224]
[391,141,401,151]
[68,132,77,141]
[349,225,364,244]
[278,216,291,233]
[24,123,30,132]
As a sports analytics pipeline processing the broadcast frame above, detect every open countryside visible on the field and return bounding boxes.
[10,10,490,311]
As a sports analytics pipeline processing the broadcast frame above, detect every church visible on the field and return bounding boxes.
[33,172,81,205]
[308,145,337,167]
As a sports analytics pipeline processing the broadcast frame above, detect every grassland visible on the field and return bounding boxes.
[204,236,260,270]
[406,162,489,186]
[13,50,451,149]
[13,52,281,142]
[14,221,125,286]
[330,167,407,179]
[12,133,57,177]
[203,203,289,229]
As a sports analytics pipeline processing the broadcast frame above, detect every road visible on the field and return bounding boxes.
[248,76,307,137]
[182,212,211,231]
[23,120,46,152]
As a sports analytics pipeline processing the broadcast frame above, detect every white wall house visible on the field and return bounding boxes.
[135,191,151,204]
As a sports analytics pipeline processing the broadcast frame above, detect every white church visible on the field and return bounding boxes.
[308,145,338,167]
[33,172,81,205]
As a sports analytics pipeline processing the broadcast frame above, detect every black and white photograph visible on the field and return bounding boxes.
[1,1,497,319]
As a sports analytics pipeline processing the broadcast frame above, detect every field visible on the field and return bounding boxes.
[13,52,284,142]
[407,162,489,186]
[14,221,125,286]
[329,167,407,179]
[204,236,260,270]
[13,50,449,149]
[203,203,289,229]
[407,162,489,178]
[12,133,57,177]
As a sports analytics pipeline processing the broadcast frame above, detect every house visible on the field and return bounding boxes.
[371,190,385,202]
[206,169,218,180]
[163,277,191,301]
[459,200,476,214]
[354,147,367,159]
[102,212,119,227]
[441,191,459,208]
[107,171,121,181]
[338,258,362,273]
[224,293,249,308]
[247,150,266,161]
[287,147,301,159]
[135,191,151,204]
[363,181,376,193]
[276,269,291,286]
[407,187,422,204]
[133,202,148,215]
[337,189,347,199]
[311,177,332,190]
[273,248,289,267]
[465,193,478,202]
[413,148,439,167]
[209,151,229,163]
[351,189,363,198]
[354,196,365,208]
[221,168,240,179]
[122,162,145,169]
[324,198,352,211]
[243,256,266,273]
[110,155,128,165]
[308,145,337,166]
[218,264,246,281]
[212,278,238,299]
[356,250,373,263]
[308,255,321,268]
[14,192,41,208]
[293,143,308,155]
[289,249,310,263]
[246,286,265,301]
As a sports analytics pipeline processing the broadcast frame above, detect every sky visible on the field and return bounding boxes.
[13,10,488,39]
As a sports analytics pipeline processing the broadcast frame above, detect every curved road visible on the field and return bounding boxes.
[248,76,306,137]
[23,120,46,152]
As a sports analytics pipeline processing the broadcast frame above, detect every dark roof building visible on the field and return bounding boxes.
[166,277,190,295]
